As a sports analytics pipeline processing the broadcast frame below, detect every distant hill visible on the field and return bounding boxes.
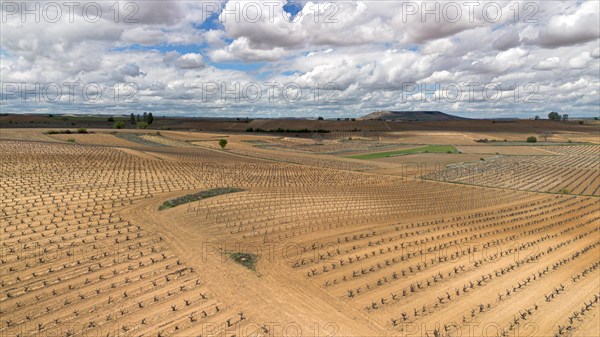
[359,111,468,121]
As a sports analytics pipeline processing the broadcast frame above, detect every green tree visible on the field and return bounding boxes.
[107,116,114,122]
[136,114,141,122]
[548,111,561,121]
[562,114,568,121]
[219,139,228,149]
[317,116,324,120]
[114,121,125,129]
[137,121,149,129]
[527,136,537,143]
[147,112,153,124]
[130,113,136,124]
[143,112,148,122]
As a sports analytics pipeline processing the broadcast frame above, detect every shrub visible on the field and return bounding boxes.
[114,121,125,129]
[526,136,537,143]
[107,117,114,122]
[137,121,149,129]
[46,130,73,134]
[159,188,244,210]
[66,138,76,143]
[230,252,257,270]
[559,188,570,194]
[77,128,88,134]
[219,139,228,149]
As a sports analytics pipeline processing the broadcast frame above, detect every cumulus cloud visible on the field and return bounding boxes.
[1,0,599,117]
[173,53,205,69]
[535,1,600,48]
[569,52,593,69]
[210,37,288,62]
[533,57,561,71]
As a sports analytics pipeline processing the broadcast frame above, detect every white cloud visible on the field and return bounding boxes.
[1,0,599,117]
[173,53,206,69]
[210,37,288,62]
[535,1,600,48]
[534,57,560,70]
[569,52,593,69]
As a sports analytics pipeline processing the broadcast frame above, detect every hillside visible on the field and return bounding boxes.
[359,110,468,121]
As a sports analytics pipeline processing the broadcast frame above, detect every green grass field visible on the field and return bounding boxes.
[346,145,458,160]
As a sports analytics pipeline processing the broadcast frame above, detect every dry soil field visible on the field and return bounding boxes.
[1,127,599,337]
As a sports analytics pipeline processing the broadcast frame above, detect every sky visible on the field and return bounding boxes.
[1,0,599,118]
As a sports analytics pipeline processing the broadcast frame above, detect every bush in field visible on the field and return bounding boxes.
[114,121,125,129]
[219,139,228,149]
[137,122,149,129]
[77,128,88,134]
[527,136,537,143]
[46,130,72,134]
[159,187,244,210]
[548,112,561,121]
[230,252,257,270]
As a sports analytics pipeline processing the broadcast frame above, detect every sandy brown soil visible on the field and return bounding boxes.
[367,153,498,177]
[1,127,598,337]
